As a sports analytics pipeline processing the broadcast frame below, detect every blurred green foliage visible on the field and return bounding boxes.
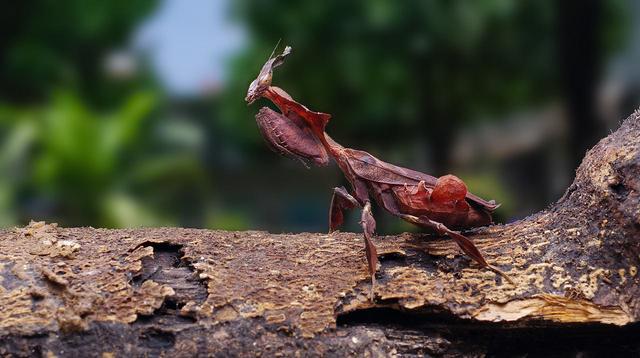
[225,1,558,166]
[0,0,631,230]
[2,92,138,225]
[0,0,156,104]
[224,0,626,168]
[0,90,215,227]
[0,0,204,228]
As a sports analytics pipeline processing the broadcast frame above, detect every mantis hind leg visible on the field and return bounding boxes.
[400,214,513,285]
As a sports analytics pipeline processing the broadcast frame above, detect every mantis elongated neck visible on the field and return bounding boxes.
[316,131,352,172]
[312,129,341,158]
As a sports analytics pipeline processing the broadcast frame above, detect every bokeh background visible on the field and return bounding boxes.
[0,0,638,234]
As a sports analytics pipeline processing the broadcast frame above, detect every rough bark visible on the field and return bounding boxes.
[1,111,639,357]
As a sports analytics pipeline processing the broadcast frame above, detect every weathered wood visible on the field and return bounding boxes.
[1,111,639,357]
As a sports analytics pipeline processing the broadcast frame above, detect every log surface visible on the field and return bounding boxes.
[1,112,639,356]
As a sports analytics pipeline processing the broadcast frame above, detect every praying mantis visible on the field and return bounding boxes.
[245,46,512,298]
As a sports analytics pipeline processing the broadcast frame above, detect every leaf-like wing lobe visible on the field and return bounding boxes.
[265,87,331,137]
[255,107,329,167]
[343,149,499,212]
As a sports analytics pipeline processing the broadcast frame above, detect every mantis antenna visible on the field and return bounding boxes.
[268,38,282,60]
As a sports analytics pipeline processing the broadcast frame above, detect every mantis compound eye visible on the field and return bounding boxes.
[258,73,272,86]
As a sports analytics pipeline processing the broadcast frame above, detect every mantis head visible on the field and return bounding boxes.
[245,45,330,167]
[245,46,291,105]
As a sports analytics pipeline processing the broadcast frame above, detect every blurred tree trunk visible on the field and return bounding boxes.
[425,113,456,174]
[558,0,605,170]
[1,111,639,356]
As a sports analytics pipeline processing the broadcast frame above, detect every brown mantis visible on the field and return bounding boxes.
[245,46,512,298]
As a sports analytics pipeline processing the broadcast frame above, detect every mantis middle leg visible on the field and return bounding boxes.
[328,186,379,298]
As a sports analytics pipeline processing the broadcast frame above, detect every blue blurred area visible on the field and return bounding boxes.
[0,0,638,232]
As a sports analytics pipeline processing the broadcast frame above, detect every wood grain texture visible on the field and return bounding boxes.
[1,111,639,356]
